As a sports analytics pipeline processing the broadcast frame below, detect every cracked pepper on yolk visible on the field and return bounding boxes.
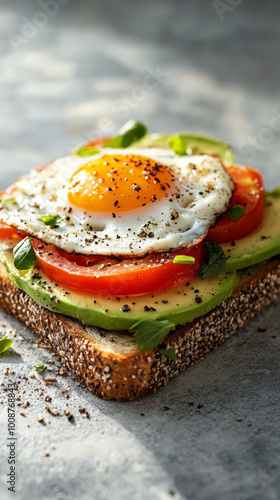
[68,154,174,212]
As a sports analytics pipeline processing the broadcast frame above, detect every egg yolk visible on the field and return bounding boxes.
[68,154,174,213]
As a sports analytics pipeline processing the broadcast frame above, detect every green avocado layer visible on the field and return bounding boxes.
[133,132,234,165]
[224,192,280,271]
[1,250,237,331]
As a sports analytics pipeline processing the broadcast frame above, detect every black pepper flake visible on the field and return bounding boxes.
[121,304,130,312]
[231,241,236,246]
[144,306,156,312]
[195,295,202,304]
[113,200,119,207]
[148,232,154,238]
[138,229,147,238]
[32,273,42,280]
[170,209,179,220]
[67,414,75,423]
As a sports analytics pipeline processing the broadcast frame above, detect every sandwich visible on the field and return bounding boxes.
[0,120,279,401]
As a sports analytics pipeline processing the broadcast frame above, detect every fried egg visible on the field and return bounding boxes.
[0,148,234,256]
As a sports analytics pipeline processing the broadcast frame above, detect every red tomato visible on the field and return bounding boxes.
[32,238,202,297]
[84,137,112,148]
[208,165,264,244]
[0,224,24,241]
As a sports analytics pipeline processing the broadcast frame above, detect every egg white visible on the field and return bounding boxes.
[0,148,234,256]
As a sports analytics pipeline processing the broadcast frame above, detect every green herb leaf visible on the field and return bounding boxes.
[0,335,13,355]
[201,240,226,277]
[40,215,64,227]
[76,146,99,157]
[173,255,195,264]
[158,348,176,361]
[229,205,246,221]
[34,363,46,373]
[168,135,186,156]
[129,319,175,351]
[96,263,106,270]
[13,237,37,271]
[103,120,147,149]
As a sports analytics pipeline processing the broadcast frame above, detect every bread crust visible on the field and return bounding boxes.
[0,259,279,401]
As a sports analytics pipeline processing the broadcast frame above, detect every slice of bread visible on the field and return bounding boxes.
[0,258,279,401]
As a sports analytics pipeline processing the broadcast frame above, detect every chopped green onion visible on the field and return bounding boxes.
[173,255,195,264]
[40,215,64,227]
[96,263,106,270]
[2,197,16,204]
[168,135,186,156]
[76,146,99,157]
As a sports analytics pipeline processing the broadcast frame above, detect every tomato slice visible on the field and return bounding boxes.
[32,238,202,297]
[208,165,264,244]
[84,137,112,148]
[0,224,24,241]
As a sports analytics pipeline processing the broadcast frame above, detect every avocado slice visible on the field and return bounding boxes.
[224,192,280,272]
[1,250,237,331]
[133,132,234,165]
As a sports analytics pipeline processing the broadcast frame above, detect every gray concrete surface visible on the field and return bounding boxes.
[0,1,280,499]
